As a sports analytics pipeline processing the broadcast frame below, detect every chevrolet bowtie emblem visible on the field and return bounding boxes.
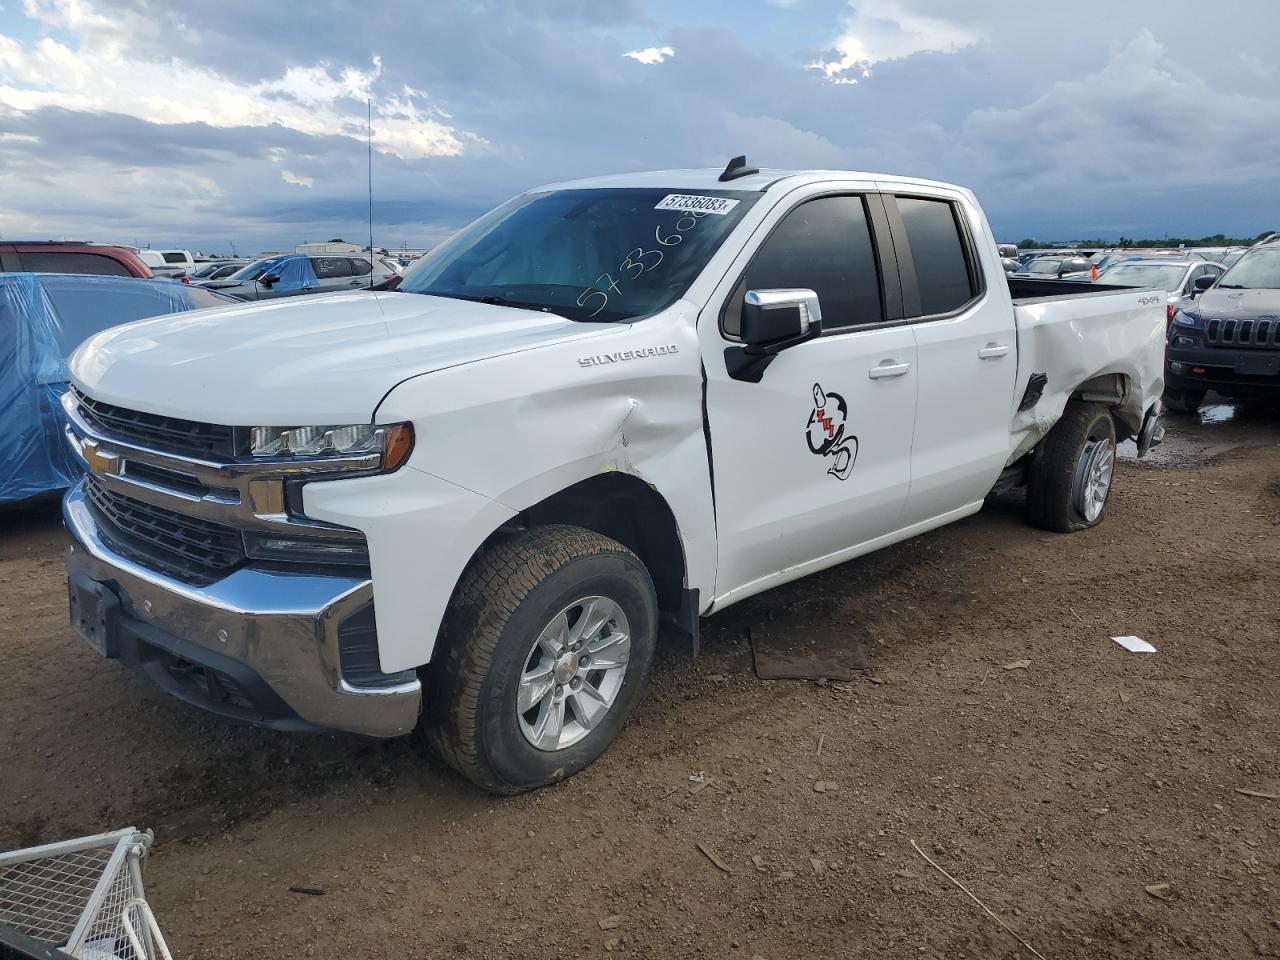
[80,437,121,477]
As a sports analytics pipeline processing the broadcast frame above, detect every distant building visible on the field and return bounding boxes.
[296,239,365,254]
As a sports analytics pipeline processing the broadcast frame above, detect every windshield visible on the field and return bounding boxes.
[1218,248,1280,289]
[398,188,759,322]
[224,257,275,283]
[1021,259,1061,275]
[1096,263,1186,290]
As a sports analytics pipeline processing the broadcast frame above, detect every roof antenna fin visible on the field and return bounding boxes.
[718,154,759,182]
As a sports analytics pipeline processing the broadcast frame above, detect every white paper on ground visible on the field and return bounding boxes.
[1112,635,1157,654]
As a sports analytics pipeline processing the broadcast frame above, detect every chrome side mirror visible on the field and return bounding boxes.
[741,288,823,347]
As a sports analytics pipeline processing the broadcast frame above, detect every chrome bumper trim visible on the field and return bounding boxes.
[64,483,420,738]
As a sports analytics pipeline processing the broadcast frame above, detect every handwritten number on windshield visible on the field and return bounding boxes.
[575,288,609,316]
[620,247,662,278]
[578,211,707,318]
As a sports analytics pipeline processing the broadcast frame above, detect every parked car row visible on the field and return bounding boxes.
[201,253,402,299]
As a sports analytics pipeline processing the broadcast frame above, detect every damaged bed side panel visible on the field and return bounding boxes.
[1007,291,1166,464]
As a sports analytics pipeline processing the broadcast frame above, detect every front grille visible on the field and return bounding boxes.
[1205,317,1280,350]
[85,477,245,582]
[74,388,236,459]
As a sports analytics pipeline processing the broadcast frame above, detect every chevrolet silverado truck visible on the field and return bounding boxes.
[62,159,1166,793]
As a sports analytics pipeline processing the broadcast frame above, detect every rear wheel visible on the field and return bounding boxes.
[1027,401,1117,533]
[424,525,657,794]
[1163,388,1205,414]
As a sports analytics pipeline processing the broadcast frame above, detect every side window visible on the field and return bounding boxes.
[724,195,883,337]
[161,252,187,264]
[895,197,977,316]
[311,257,352,279]
[349,257,373,276]
[20,252,132,277]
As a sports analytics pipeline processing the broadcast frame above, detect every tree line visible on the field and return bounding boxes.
[1015,231,1275,250]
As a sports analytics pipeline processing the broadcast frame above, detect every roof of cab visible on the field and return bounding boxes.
[531,167,971,196]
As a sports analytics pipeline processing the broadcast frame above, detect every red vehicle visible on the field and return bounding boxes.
[0,242,153,278]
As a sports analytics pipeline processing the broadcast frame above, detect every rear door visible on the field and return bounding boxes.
[701,187,918,604]
[311,256,353,293]
[880,191,1017,524]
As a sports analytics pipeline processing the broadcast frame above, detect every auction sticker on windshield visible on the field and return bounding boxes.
[654,194,740,215]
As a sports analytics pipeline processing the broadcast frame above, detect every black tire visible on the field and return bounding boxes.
[1026,401,1118,533]
[1163,388,1205,414]
[423,525,657,794]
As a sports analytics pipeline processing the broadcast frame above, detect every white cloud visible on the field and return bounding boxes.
[812,0,978,82]
[624,46,675,65]
[0,13,471,161]
[280,169,314,188]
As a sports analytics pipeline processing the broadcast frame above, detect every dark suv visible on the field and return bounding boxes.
[0,242,153,278]
[1165,236,1280,412]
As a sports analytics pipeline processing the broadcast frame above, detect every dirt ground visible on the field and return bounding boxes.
[3,400,1279,960]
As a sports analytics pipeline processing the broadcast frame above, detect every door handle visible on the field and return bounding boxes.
[349,280,364,285]
[868,360,911,380]
[978,343,1010,360]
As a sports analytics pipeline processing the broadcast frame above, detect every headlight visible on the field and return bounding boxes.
[248,422,414,471]
[1172,310,1202,330]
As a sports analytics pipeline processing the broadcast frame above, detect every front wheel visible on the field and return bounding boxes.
[1026,401,1118,533]
[424,525,657,794]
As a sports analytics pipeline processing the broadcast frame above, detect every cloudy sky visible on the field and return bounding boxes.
[1,0,1277,254]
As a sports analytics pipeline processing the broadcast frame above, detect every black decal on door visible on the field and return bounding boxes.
[806,383,858,481]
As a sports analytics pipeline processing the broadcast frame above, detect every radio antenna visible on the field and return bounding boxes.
[367,98,374,290]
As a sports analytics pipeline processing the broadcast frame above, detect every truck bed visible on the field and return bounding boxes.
[1007,275,1131,303]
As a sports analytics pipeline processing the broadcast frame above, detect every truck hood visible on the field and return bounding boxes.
[69,291,615,425]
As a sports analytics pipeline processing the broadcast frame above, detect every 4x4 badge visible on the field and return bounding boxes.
[806,383,857,481]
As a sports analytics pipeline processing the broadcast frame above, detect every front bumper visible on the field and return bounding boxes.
[1166,338,1280,396]
[64,483,421,737]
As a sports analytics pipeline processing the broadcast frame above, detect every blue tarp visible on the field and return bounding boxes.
[253,254,317,291]
[0,273,235,504]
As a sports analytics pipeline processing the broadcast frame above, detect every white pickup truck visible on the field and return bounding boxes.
[62,159,1165,793]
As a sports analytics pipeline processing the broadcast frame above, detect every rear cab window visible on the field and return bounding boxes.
[892,196,981,317]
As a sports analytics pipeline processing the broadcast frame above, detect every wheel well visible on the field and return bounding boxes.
[1071,373,1136,440]
[506,473,687,616]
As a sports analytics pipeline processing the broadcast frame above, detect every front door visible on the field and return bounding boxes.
[702,191,918,604]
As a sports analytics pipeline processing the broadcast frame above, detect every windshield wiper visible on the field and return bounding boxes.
[1217,283,1246,289]
[475,294,556,313]
[417,290,565,316]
